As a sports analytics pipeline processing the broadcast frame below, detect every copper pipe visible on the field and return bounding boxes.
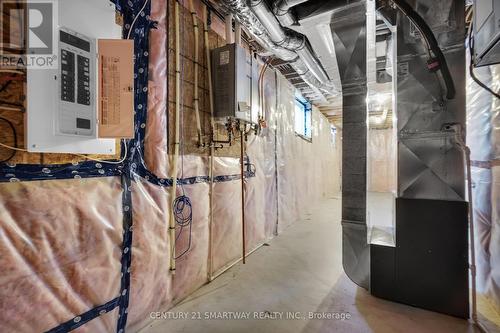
[240,128,246,264]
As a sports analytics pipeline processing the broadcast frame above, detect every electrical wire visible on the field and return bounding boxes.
[127,0,151,40]
[173,195,192,227]
[0,139,129,164]
[390,0,455,100]
[173,194,193,260]
[0,117,18,163]
[0,100,24,107]
[468,20,500,99]
[0,142,25,152]
[0,69,24,75]
[173,0,194,260]
[0,105,23,112]
[173,195,193,227]
[1,3,139,165]
[0,0,134,165]
[72,141,129,164]
[0,69,25,111]
[0,81,13,93]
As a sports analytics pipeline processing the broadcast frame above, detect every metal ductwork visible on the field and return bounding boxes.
[219,0,335,102]
[272,0,309,27]
[248,0,330,84]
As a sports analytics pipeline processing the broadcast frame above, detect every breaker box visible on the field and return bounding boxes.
[26,0,133,154]
[474,0,500,67]
[211,43,253,123]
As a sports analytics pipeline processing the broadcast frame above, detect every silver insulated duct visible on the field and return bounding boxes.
[219,0,336,101]
[272,0,309,27]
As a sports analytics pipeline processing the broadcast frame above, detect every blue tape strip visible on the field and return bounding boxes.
[135,164,256,187]
[44,297,120,333]
[116,171,133,333]
[0,162,122,183]
[115,1,151,332]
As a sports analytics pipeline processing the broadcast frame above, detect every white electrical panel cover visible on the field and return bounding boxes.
[26,0,122,154]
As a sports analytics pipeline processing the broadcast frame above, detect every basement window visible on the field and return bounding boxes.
[331,125,337,147]
[294,94,312,141]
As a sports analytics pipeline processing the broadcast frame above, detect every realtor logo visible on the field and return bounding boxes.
[1,0,58,69]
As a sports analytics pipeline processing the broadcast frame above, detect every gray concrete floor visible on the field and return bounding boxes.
[140,197,478,333]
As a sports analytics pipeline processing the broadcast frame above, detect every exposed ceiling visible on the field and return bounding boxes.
[211,0,384,127]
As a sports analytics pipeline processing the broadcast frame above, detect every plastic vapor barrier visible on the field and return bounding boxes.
[0,0,341,332]
[0,178,122,332]
[489,65,500,312]
[275,75,338,234]
[467,49,500,319]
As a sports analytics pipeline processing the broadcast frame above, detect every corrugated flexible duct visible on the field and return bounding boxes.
[219,0,336,101]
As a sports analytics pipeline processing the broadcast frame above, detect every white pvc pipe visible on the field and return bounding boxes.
[225,13,234,44]
[204,5,216,280]
[235,20,242,46]
[188,0,203,146]
[454,127,477,324]
[169,1,181,274]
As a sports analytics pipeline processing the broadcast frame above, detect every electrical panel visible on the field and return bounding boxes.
[211,43,253,123]
[26,0,132,154]
[474,0,500,67]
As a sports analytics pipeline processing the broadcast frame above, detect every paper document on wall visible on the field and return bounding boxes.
[98,39,134,138]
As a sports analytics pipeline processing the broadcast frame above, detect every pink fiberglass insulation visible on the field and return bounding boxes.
[0,178,122,333]
[127,177,172,331]
[144,0,169,178]
[170,182,210,303]
[211,180,243,275]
